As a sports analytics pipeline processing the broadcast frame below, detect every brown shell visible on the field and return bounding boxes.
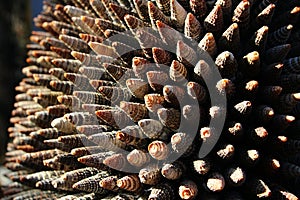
[139,164,162,185]
[117,174,141,192]
[161,161,185,180]
[157,108,181,131]
[148,140,169,160]
[127,149,150,167]
[178,180,198,200]
[204,5,223,35]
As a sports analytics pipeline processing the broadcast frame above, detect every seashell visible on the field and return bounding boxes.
[139,164,162,185]
[246,26,269,54]
[95,109,133,129]
[187,81,207,104]
[127,149,150,167]
[232,0,250,30]
[155,0,170,16]
[73,91,110,105]
[57,95,82,111]
[215,51,238,78]
[146,70,169,92]
[90,80,115,91]
[163,85,185,107]
[89,131,127,151]
[254,105,274,124]
[126,78,149,101]
[70,146,105,157]
[216,0,232,20]
[77,124,112,136]
[20,170,64,185]
[77,151,114,169]
[161,161,185,180]
[189,0,207,19]
[116,125,146,147]
[62,167,99,182]
[119,101,148,122]
[79,33,104,44]
[144,93,165,113]
[184,13,203,42]
[148,140,169,160]
[51,46,73,59]
[198,33,217,57]
[240,51,260,78]
[216,144,235,162]
[72,16,95,35]
[268,24,293,47]
[204,5,224,35]
[245,179,272,198]
[170,0,187,30]
[50,80,74,95]
[148,1,171,29]
[178,180,198,200]
[117,174,141,192]
[95,18,126,33]
[157,107,181,131]
[176,40,198,67]
[156,20,183,48]
[131,57,151,79]
[264,44,291,64]
[171,132,193,156]
[233,100,252,118]
[90,0,112,20]
[80,16,104,37]
[59,34,91,53]
[152,47,173,66]
[99,176,119,192]
[205,172,226,192]
[148,183,174,200]
[169,60,188,83]
[103,153,128,171]
[102,63,134,86]
[72,172,110,193]
[52,58,81,73]
[138,118,167,139]
[277,93,300,113]
[64,5,94,18]
[109,3,134,24]
[269,114,295,132]
[49,68,66,81]
[61,27,80,37]
[225,167,246,187]
[51,116,76,133]
[282,56,300,74]
[216,78,236,100]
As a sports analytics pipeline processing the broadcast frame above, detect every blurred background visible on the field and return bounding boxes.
[0,0,43,163]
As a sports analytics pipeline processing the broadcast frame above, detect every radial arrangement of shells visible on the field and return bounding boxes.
[2,0,300,199]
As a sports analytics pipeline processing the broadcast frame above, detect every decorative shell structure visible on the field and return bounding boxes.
[2,0,300,199]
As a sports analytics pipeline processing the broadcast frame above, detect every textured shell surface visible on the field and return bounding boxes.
[3,0,300,200]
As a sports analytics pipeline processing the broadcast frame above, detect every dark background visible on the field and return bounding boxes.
[0,0,43,163]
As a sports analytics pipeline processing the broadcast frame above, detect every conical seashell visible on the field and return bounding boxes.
[51,46,73,59]
[62,167,100,182]
[187,82,207,104]
[152,47,173,66]
[216,0,232,20]
[89,131,127,151]
[156,20,183,48]
[254,105,274,124]
[169,60,188,83]
[99,176,119,192]
[72,16,95,35]
[216,78,236,99]
[205,172,226,192]
[77,151,114,169]
[117,174,141,192]
[147,71,170,92]
[198,33,217,57]
[189,0,207,19]
[148,140,169,160]
[161,161,185,180]
[163,85,185,107]
[59,34,91,53]
[138,118,167,139]
[90,0,112,20]
[103,63,134,86]
[73,91,110,105]
[177,40,198,67]
[157,108,181,131]
[139,164,162,185]
[72,172,110,193]
[103,153,128,170]
[148,183,174,200]
[184,13,203,42]
[144,93,165,113]
[49,68,66,81]
[79,33,103,43]
[133,0,149,22]
[119,101,148,122]
[89,42,118,58]
[52,58,81,72]
[155,0,170,16]
[204,5,223,35]
[232,0,250,30]
[171,132,194,157]
[126,78,149,100]
[64,5,94,18]
[264,44,291,64]
[268,25,293,47]
[132,57,151,80]
[51,117,76,133]
[127,149,150,167]
[57,95,82,111]
[124,14,148,33]
[50,80,74,95]
[178,180,198,200]
[81,16,104,37]
[245,179,272,198]
[148,1,171,29]
[95,109,133,129]
[282,56,300,74]
[116,125,146,147]
[71,146,105,157]
[170,0,187,30]
[246,26,269,54]
[253,3,275,30]
[20,170,64,185]
[215,51,238,78]
[240,51,260,78]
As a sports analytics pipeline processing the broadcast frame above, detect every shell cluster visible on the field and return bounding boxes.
[2,0,300,199]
